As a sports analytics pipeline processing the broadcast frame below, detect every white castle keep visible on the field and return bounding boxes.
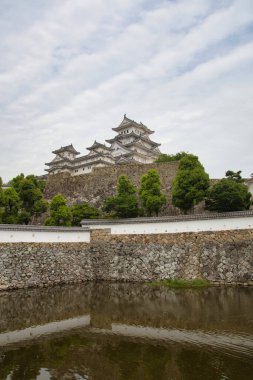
[45,115,161,176]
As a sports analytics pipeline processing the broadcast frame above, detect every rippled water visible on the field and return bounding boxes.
[0,283,252,380]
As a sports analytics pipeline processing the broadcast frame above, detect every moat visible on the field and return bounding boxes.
[0,283,252,380]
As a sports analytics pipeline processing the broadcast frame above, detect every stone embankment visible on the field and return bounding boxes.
[90,228,253,284]
[44,161,182,215]
[0,226,252,290]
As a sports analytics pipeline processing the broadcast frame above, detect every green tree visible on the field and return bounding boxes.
[172,154,209,214]
[0,173,48,225]
[45,194,72,226]
[33,198,48,217]
[10,173,47,222]
[71,203,100,226]
[139,169,167,216]
[155,152,189,163]
[17,210,31,225]
[225,170,243,183]
[46,206,72,226]
[26,174,46,193]
[11,173,25,193]
[1,188,21,223]
[206,178,251,212]
[18,178,43,211]
[103,175,139,218]
[50,194,67,211]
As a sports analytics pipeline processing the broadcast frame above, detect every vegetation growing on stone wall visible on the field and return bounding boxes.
[139,169,167,216]
[205,170,251,212]
[172,154,210,214]
[155,152,189,163]
[103,175,139,218]
[150,278,210,288]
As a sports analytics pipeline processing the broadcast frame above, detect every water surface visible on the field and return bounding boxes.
[0,283,252,379]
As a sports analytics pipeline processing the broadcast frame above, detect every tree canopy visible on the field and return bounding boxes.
[172,154,209,214]
[155,152,189,163]
[205,175,251,212]
[10,173,48,223]
[1,188,21,224]
[45,194,72,226]
[50,194,67,212]
[103,175,139,218]
[71,203,100,226]
[225,170,243,183]
[139,169,167,216]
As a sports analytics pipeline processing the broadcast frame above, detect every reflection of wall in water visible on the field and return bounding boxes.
[0,284,252,335]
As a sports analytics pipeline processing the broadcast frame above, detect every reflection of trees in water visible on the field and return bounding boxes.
[0,345,41,380]
[0,283,253,333]
[1,332,253,380]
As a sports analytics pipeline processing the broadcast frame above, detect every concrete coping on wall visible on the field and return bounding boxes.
[81,210,253,226]
[0,224,90,232]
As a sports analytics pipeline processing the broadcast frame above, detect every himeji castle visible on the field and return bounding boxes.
[45,115,161,176]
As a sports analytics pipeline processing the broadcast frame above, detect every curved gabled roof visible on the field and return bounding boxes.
[112,114,154,134]
[52,144,80,155]
[87,140,113,151]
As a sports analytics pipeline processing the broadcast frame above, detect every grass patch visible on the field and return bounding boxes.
[150,278,210,289]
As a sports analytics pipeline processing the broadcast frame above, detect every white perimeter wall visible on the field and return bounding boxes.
[0,229,90,243]
[87,216,253,235]
[1,214,253,242]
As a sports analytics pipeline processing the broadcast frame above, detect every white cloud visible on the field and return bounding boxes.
[0,0,253,181]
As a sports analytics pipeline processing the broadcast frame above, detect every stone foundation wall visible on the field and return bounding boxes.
[90,229,253,284]
[0,229,252,290]
[0,243,91,290]
[44,161,183,215]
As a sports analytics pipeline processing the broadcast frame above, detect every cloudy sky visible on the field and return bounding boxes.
[0,0,253,182]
